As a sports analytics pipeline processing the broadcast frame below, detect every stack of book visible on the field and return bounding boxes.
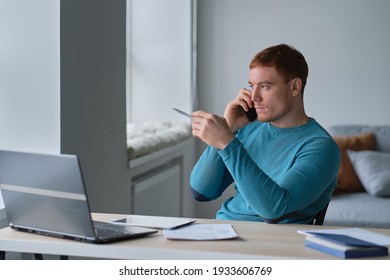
[298,228,390,259]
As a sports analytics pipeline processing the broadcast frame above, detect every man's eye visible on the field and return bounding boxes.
[261,84,270,89]
[248,84,254,90]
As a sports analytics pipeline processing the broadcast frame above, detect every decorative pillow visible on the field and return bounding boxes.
[347,150,390,197]
[332,133,376,194]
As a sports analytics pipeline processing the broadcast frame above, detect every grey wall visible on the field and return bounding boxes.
[60,0,131,213]
[194,0,390,218]
[197,0,390,126]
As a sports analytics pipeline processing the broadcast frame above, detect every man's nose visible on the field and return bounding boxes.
[251,88,262,102]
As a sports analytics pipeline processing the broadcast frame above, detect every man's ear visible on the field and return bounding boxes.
[290,78,302,97]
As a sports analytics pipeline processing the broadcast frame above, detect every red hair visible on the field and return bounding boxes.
[250,44,308,93]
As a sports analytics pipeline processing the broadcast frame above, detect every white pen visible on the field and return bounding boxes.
[173,108,192,118]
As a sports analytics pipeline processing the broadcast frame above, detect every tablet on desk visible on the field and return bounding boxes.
[112,215,196,230]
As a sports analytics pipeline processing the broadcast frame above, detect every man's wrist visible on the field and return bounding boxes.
[218,133,235,150]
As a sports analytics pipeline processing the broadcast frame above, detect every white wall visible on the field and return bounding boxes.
[195,0,390,218]
[0,0,60,153]
[0,0,60,208]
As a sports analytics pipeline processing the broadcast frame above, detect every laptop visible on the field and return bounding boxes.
[0,150,157,243]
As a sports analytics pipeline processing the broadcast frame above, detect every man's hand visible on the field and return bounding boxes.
[224,88,254,133]
[191,110,235,150]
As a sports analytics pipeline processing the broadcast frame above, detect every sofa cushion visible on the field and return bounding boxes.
[332,133,376,193]
[324,192,390,228]
[327,125,390,153]
[348,150,390,197]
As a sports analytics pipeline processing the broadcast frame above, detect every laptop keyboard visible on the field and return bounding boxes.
[92,220,157,242]
[93,221,134,241]
[94,227,131,240]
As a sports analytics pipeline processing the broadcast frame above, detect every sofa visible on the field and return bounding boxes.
[324,124,390,228]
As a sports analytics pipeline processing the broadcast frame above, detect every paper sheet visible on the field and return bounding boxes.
[298,228,390,246]
[163,224,238,240]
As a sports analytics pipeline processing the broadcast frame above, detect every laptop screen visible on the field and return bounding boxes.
[0,150,96,238]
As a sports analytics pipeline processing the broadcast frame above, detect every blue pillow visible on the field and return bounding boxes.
[347,150,390,197]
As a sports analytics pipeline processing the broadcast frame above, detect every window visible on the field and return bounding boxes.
[126,0,197,122]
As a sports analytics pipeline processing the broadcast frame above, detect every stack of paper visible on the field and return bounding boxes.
[163,224,238,240]
[298,228,390,259]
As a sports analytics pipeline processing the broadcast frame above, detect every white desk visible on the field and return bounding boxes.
[1,213,390,260]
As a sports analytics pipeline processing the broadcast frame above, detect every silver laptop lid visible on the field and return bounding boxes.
[0,150,96,240]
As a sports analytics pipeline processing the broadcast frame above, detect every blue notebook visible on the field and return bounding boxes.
[305,233,388,258]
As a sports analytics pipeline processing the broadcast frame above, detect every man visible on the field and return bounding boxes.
[190,44,340,224]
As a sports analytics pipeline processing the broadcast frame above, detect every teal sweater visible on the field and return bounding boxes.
[190,119,341,224]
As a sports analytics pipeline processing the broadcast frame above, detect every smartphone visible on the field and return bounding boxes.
[243,88,257,121]
[245,106,257,121]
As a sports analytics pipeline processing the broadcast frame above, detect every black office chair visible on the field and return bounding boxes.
[312,204,329,225]
[264,203,330,225]
[33,253,68,260]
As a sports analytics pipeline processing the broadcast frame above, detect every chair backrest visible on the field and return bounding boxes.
[312,204,329,225]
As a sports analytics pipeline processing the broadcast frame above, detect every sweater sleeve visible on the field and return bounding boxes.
[218,137,340,221]
[189,145,234,201]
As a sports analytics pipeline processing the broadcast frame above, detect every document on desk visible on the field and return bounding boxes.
[163,224,239,240]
